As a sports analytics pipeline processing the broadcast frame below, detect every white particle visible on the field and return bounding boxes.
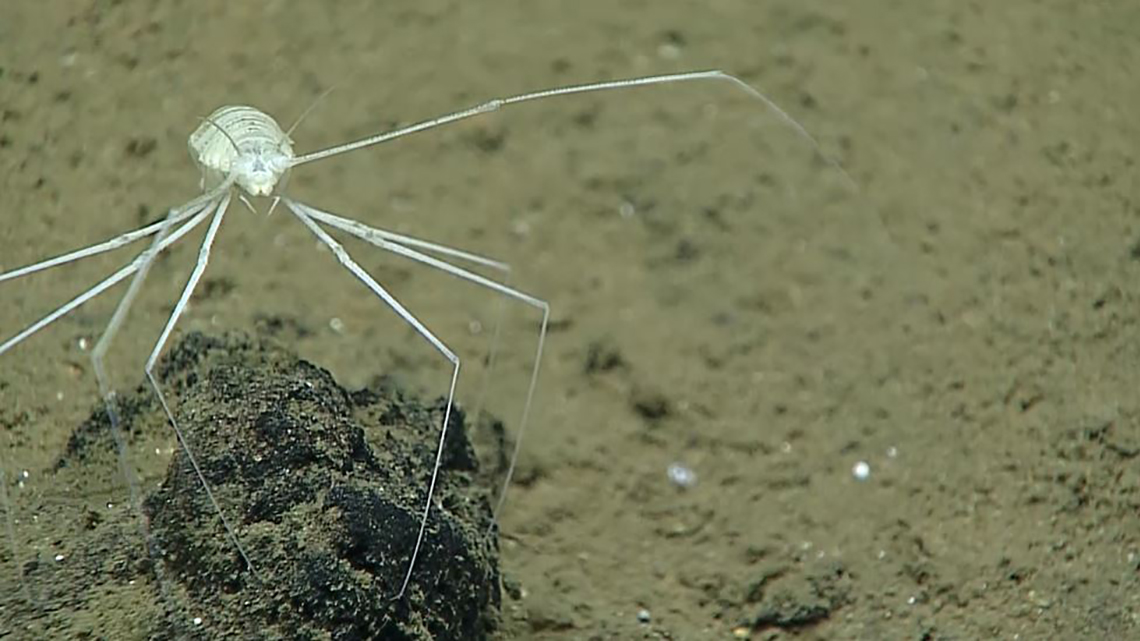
[78,337,89,351]
[54,554,65,562]
[637,608,651,624]
[852,461,871,481]
[886,446,898,458]
[192,616,203,626]
[666,463,697,489]
[618,200,635,218]
[329,317,345,334]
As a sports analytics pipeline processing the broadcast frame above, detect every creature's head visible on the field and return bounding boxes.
[232,145,293,197]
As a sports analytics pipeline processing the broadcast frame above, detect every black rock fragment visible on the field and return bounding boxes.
[145,332,501,640]
[7,331,501,641]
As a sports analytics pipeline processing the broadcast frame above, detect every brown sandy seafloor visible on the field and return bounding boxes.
[0,0,1137,639]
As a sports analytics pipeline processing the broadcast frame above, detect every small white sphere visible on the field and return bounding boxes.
[667,463,697,488]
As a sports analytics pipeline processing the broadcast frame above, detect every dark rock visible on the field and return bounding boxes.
[748,561,850,631]
[9,331,501,640]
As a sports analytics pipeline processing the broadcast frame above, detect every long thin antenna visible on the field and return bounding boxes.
[290,70,855,190]
[198,114,241,153]
[286,85,338,137]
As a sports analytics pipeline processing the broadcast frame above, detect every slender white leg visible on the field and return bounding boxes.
[290,200,549,528]
[465,266,511,456]
[0,205,204,284]
[296,206,511,272]
[0,195,215,618]
[0,457,31,604]
[0,209,213,357]
[88,189,228,611]
[286,201,462,600]
[90,188,229,375]
[136,193,258,579]
[292,205,515,468]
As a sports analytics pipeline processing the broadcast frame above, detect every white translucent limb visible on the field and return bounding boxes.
[0,194,216,623]
[0,207,213,357]
[466,266,510,461]
[136,193,258,579]
[288,200,548,528]
[0,200,199,606]
[0,457,32,605]
[91,186,232,372]
[296,205,514,466]
[89,187,229,614]
[142,193,231,373]
[0,204,205,284]
[285,201,461,601]
[290,70,854,189]
[299,206,511,272]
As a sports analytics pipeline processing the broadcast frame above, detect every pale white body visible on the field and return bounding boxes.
[0,70,851,628]
[189,106,295,196]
